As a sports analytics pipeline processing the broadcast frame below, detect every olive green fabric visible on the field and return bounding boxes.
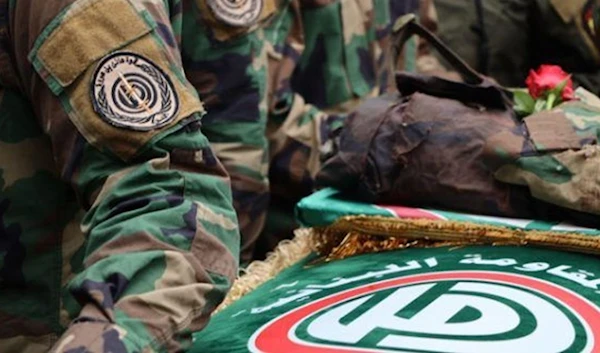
[435,0,600,93]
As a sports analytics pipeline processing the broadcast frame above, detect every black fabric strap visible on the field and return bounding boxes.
[391,14,483,85]
[473,0,490,75]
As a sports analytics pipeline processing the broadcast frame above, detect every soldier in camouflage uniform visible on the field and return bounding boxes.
[0,0,282,351]
[186,0,273,266]
[434,0,600,93]
[198,0,433,264]
[250,0,435,257]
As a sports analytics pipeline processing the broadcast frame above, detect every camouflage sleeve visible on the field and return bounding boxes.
[11,1,239,352]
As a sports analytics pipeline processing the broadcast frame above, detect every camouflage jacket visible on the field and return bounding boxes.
[0,0,260,352]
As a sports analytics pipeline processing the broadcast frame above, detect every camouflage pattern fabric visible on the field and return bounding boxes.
[255,0,428,258]
[434,0,600,93]
[180,0,272,265]
[266,0,423,192]
[198,0,426,264]
[486,87,600,221]
[0,0,252,351]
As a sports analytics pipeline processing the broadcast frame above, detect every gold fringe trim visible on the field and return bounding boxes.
[311,230,473,263]
[314,216,600,259]
[217,215,600,310]
[217,228,317,312]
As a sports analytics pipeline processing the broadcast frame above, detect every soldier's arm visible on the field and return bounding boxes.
[11,0,239,351]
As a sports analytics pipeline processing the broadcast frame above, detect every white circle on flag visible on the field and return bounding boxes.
[250,271,600,353]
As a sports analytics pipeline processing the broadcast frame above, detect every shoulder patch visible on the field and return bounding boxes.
[91,52,180,131]
[206,0,264,27]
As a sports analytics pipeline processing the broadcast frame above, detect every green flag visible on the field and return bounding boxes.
[192,189,600,352]
[193,246,600,352]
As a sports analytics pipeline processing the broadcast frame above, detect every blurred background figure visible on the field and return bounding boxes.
[434,0,600,92]
[253,0,438,260]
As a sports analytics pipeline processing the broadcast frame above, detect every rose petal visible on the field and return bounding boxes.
[525,65,574,102]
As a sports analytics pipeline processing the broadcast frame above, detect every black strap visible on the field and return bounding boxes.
[473,0,490,75]
[391,14,483,85]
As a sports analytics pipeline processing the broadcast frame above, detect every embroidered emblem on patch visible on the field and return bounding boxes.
[207,0,263,27]
[92,52,179,131]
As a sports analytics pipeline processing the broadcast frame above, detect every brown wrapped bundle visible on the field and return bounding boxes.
[317,15,600,227]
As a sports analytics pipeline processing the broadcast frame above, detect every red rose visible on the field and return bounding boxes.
[525,65,574,101]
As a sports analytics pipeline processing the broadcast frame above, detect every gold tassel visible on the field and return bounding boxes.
[217,228,317,312]
[310,228,471,263]
[314,216,600,259]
